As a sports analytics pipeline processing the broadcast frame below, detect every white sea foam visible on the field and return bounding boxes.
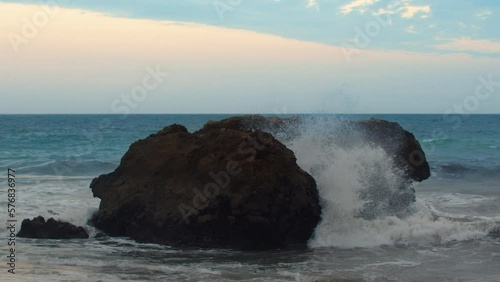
[423,192,495,208]
[284,117,492,249]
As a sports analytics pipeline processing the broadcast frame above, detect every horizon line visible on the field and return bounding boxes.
[1,113,500,115]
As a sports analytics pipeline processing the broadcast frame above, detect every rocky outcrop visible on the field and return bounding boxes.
[201,115,302,134]
[202,115,430,182]
[333,118,430,218]
[198,115,431,220]
[89,115,431,249]
[90,123,321,250]
[17,216,89,239]
[345,118,430,182]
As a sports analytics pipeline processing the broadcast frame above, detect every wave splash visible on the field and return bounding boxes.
[278,116,492,248]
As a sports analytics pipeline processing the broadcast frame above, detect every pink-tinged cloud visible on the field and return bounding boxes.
[400,5,431,19]
[435,38,500,54]
[340,0,379,15]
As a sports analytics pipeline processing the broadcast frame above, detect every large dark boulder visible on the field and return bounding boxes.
[90,123,321,250]
[17,216,89,239]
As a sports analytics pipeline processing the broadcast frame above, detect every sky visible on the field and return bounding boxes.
[1,0,499,114]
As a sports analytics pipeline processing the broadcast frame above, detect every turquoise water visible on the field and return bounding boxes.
[0,114,499,281]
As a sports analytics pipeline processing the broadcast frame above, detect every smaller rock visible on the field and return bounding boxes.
[17,216,89,239]
[489,226,500,237]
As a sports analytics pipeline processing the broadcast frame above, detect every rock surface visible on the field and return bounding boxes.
[205,115,430,182]
[489,226,500,237]
[201,115,302,134]
[345,118,430,182]
[90,122,321,250]
[17,216,89,239]
[198,115,431,219]
[336,119,430,218]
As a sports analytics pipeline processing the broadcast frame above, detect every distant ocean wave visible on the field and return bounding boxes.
[432,163,500,179]
[422,138,458,144]
[17,160,118,177]
[422,138,499,150]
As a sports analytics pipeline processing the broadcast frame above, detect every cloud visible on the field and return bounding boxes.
[400,4,431,19]
[435,38,500,54]
[406,24,417,34]
[307,0,319,10]
[340,0,379,15]
[477,10,492,20]
[374,1,431,19]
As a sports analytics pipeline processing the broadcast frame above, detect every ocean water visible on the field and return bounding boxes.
[0,114,499,282]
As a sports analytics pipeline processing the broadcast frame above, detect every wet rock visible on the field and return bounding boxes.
[347,118,430,182]
[489,226,500,237]
[17,216,89,239]
[206,116,431,220]
[203,115,430,182]
[90,122,321,250]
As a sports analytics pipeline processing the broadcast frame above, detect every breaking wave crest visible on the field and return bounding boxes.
[276,116,494,248]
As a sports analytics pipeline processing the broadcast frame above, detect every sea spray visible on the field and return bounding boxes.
[277,116,489,248]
